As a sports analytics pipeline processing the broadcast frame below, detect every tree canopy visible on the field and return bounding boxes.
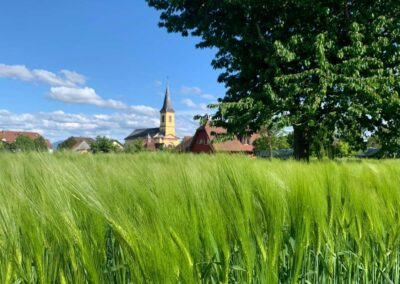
[146,0,400,160]
[91,136,121,153]
[0,135,49,152]
[57,137,77,150]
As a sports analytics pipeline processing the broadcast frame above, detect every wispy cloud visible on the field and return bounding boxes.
[180,85,216,101]
[0,64,86,87]
[181,98,197,108]
[154,80,163,87]
[48,86,127,109]
[0,63,158,112]
[181,98,208,110]
[0,64,34,81]
[181,86,202,95]
[201,94,216,100]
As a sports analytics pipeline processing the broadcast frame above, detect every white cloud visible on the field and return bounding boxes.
[0,64,208,140]
[129,105,158,116]
[181,98,208,111]
[60,70,86,85]
[180,85,217,101]
[201,94,216,100]
[48,87,160,114]
[0,64,34,81]
[48,86,127,109]
[181,98,197,108]
[0,63,157,111]
[198,103,208,111]
[0,64,85,87]
[0,108,202,143]
[0,108,161,142]
[181,86,202,95]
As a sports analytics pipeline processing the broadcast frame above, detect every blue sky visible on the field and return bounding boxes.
[0,1,224,142]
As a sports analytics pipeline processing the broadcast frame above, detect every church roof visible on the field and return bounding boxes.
[160,86,175,113]
[125,128,159,140]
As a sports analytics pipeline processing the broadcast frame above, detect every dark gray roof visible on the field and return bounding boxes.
[160,86,175,113]
[125,128,159,140]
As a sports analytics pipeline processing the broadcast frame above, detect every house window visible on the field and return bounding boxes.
[162,115,165,123]
[169,115,172,123]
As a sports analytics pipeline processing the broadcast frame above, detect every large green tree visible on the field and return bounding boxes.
[90,136,115,153]
[146,0,400,160]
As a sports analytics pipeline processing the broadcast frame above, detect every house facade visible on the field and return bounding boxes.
[58,137,94,152]
[125,86,179,149]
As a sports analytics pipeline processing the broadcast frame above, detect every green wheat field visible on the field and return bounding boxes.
[1,153,400,283]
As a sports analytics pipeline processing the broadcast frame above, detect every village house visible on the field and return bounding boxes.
[0,130,52,150]
[58,137,95,152]
[180,122,259,154]
[111,140,124,151]
[125,86,179,149]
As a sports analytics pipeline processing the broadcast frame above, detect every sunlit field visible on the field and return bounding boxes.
[0,153,399,283]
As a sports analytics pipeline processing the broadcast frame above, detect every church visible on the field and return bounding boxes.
[124,86,180,149]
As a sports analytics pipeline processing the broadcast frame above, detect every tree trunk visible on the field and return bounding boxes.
[293,126,310,161]
[267,131,273,159]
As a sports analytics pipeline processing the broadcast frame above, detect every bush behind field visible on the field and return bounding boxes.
[0,153,400,283]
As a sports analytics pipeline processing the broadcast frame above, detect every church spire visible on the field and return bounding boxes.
[160,85,175,113]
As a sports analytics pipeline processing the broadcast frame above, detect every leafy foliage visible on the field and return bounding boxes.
[124,139,145,153]
[33,136,49,152]
[57,137,77,150]
[146,0,400,160]
[13,135,35,151]
[2,135,49,152]
[0,141,6,152]
[90,136,117,153]
[253,130,291,153]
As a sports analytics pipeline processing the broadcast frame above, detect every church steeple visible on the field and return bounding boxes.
[159,85,176,137]
[160,85,175,113]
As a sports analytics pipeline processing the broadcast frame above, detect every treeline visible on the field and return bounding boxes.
[253,130,395,159]
[57,136,150,154]
[0,136,48,152]
[89,136,147,154]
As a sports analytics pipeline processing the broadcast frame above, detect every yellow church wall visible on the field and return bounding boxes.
[160,112,176,137]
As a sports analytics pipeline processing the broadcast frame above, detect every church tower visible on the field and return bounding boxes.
[160,86,176,137]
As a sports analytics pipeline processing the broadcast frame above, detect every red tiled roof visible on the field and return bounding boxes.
[213,140,253,152]
[0,131,52,149]
[0,131,40,142]
[193,122,255,153]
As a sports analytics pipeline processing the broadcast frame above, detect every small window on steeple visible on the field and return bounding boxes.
[162,115,165,123]
[169,116,172,123]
